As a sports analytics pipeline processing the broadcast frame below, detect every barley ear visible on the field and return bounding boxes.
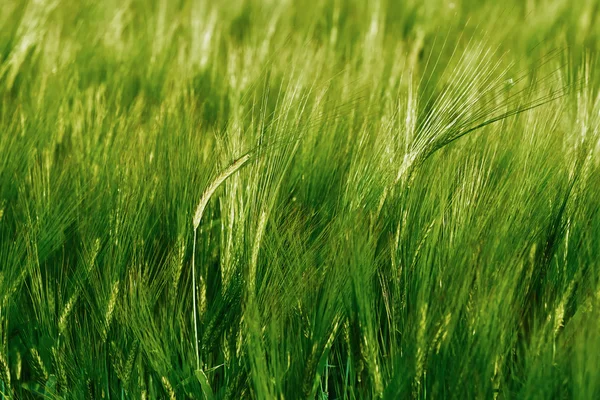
[161,376,176,400]
[30,348,48,382]
[102,280,120,341]
[0,351,10,395]
[193,154,251,230]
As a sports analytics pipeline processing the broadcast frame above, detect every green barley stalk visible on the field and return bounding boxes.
[52,347,67,394]
[191,153,252,370]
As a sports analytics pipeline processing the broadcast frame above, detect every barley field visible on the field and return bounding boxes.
[1,0,600,398]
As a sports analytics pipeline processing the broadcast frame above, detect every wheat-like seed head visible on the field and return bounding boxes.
[14,351,21,381]
[249,210,268,297]
[102,280,120,341]
[59,291,79,334]
[172,237,185,298]
[3,268,28,308]
[86,378,94,400]
[87,238,101,275]
[193,154,251,230]
[30,348,48,381]
[414,303,428,390]
[198,275,207,317]
[434,312,452,354]
[161,376,176,400]
[554,301,565,337]
[122,341,139,385]
[0,351,10,390]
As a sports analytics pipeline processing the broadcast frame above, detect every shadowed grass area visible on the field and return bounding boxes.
[1,0,600,398]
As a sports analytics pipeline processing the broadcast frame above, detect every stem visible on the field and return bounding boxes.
[192,228,200,371]
[106,348,111,400]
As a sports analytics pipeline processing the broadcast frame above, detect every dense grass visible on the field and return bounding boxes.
[1,0,600,398]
